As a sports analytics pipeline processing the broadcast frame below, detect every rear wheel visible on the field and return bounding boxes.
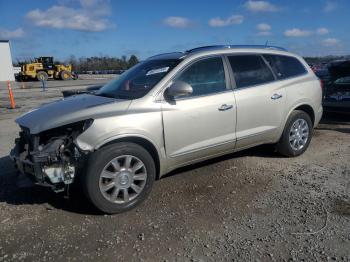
[36,71,48,81]
[82,142,156,214]
[60,70,72,80]
[276,110,313,157]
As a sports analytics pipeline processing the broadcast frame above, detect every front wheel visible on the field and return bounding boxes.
[60,70,72,80]
[276,110,313,157]
[36,71,48,81]
[82,142,156,214]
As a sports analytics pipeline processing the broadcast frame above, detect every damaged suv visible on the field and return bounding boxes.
[11,45,323,214]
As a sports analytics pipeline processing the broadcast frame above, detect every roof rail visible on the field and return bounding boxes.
[147,52,184,60]
[186,45,287,53]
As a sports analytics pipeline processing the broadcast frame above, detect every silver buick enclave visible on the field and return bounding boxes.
[11,45,323,213]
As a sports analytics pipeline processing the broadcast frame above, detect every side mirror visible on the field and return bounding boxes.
[165,81,193,100]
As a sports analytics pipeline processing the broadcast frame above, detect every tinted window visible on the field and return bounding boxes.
[176,57,227,97]
[228,55,275,88]
[263,54,307,80]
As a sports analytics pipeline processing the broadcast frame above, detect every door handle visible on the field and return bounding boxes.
[271,93,283,100]
[218,104,233,111]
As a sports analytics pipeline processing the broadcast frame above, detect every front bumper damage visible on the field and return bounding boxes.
[10,121,91,192]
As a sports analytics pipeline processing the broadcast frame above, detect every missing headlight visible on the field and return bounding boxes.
[12,119,93,192]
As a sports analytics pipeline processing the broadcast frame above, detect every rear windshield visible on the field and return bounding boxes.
[263,54,307,80]
[97,59,181,99]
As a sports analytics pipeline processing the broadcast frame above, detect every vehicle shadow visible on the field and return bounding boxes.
[162,144,280,179]
[320,111,350,125]
[317,111,350,134]
[0,145,278,215]
[316,127,350,134]
[0,155,99,215]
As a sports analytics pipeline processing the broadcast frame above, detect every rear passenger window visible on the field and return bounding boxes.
[228,55,275,89]
[263,54,307,80]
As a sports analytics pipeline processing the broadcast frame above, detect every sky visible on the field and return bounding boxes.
[0,0,349,61]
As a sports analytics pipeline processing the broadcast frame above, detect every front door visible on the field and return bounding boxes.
[162,56,237,164]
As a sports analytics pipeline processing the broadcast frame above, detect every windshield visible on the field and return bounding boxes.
[96,59,181,99]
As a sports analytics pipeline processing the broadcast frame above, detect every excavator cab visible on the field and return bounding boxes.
[36,57,54,70]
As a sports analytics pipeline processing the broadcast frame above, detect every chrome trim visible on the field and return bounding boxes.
[218,104,234,111]
[271,94,283,100]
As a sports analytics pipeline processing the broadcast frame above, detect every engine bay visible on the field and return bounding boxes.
[10,120,92,192]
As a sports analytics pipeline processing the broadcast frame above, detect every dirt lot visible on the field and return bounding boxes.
[0,81,349,261]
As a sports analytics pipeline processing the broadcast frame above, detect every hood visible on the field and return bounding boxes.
[16,94,132,134]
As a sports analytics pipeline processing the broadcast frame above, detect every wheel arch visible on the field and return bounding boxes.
[276,103,316,143]
[293,104,315,126]
[98,136,161,180]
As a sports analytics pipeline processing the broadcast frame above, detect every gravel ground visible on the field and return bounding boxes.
[0,82,349,261]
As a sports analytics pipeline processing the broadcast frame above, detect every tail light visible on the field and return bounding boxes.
[319,79,324,98]
[319,79,324,89]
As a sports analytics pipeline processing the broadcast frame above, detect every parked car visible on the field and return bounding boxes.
[10,45,323,214]
[315,68,331,83]
[323,60,350,112]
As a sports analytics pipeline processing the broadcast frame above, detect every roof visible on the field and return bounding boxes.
[148,45,289,61]
[0,40,10,43]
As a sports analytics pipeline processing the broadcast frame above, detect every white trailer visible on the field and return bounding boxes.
[0,40,15,81]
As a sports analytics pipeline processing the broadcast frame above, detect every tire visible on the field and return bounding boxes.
[36,71,48,81]
[82,142,156,214]
[276,110,313,157]
[60,70,72,80]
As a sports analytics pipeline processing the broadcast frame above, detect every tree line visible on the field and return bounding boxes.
[14,54,140,73]
[66,55,139,73]
[304,55,350,65]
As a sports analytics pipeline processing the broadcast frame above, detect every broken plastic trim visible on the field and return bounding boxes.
[12,119,94,192]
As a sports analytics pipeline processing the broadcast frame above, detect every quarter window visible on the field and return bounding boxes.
[176,57,227,97]
[263,54,307,80]
[228,55,275,88]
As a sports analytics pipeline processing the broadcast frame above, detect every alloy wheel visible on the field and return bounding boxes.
[99,155,147,204]
[289,118,309,151]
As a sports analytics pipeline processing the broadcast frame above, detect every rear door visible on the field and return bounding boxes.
[226,54,286,149]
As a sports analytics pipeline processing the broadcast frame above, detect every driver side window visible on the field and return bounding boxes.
[176,57,227,97]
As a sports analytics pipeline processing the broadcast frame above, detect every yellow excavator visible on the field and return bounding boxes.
[17,57,77,81]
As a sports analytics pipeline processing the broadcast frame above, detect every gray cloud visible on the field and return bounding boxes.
[208,15,244,27]
[162,17,193,28]
[244,1,279,12]
[0,28,24,39]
